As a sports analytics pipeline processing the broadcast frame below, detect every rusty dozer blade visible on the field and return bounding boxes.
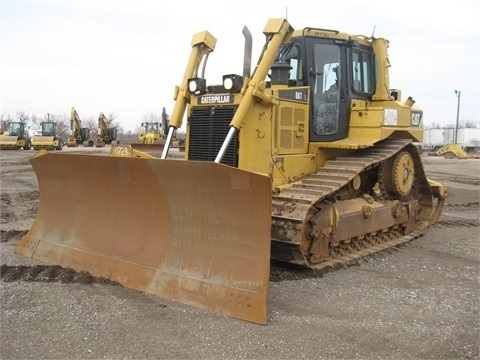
[15,152,272,324]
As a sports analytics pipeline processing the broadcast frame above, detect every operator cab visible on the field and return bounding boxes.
[144,122,159,133]
[41,122,57,137]
[275,34,375,142]
[8,122,23,137]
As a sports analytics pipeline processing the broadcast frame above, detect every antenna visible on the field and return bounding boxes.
[371,25,376,38]
[285,5,288,19]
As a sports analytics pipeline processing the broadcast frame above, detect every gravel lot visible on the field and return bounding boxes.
[1,148,479,360]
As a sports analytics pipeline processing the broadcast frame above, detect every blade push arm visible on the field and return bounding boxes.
[162,31,217,159]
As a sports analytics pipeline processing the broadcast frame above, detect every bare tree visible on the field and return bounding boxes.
[16,111,30,123]
[83,117,97,140]
[31,113,42,127]
[464,120,478,128]
[54,114,71,142]
[106,113,123,133]
[107,113,117,122]
[118,130,138,145]
[143,113,161,122]
[1,112,15,122]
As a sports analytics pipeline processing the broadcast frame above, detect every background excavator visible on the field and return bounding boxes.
[31,115,64,150]
[95,112,119,147]
[66,107,94,147]
[16,18,447,325]
[0,121,32,150]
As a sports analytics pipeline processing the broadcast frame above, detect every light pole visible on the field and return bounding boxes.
[454,90,461,144]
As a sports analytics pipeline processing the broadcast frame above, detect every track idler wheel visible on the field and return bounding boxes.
[380,150,416,198]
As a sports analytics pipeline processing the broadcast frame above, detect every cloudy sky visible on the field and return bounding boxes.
[1,0,478,132]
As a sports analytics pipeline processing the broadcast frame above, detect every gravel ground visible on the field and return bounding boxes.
[1,148,479,360]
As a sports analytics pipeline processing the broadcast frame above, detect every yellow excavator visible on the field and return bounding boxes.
[95,112,119,147]
[16,19,447,325]
[66,107,94,147]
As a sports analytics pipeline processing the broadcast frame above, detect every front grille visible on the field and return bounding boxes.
[188,106,239,167]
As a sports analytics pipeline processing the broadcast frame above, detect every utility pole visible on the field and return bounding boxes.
[454,90,461,144]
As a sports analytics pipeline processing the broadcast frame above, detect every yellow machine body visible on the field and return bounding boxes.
[95,112,119,148]
[67,107,93,147]
[435,143,468,159]
[16,18,446,324]
[0,121,32,150]
[31,120,64,150]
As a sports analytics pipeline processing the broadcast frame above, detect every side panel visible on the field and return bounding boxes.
[274,87,310,155]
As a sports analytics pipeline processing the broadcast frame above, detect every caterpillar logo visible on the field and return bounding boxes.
[411,111,422,126]
[198,95,234,104]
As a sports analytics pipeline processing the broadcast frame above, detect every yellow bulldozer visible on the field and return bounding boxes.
[131,107,169,152]
[16,18,447,325]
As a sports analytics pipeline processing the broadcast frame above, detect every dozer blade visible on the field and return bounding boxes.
[15,152,272,324]
[131,143,165,154]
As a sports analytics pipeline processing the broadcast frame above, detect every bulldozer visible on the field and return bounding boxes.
[0,121,32,150]
[131,107,169,152]
[31,116,64,151]
[66,107,94,147]
[95,112,119,147]
[132,107,184,152]
[434,143,468,159]
[16,18,447,325]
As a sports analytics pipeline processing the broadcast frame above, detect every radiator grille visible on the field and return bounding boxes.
[188,106,239,167]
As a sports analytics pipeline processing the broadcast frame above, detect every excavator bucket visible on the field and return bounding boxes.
[15,152,272,324]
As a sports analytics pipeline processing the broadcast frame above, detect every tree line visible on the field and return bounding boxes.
[425,120,479,129]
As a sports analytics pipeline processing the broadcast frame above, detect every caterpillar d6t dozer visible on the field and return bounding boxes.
[16,18,447,325]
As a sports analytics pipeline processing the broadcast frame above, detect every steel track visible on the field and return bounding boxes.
[271,138,440,269]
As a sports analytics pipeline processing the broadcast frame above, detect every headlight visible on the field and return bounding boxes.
[223,74,243,93]
[187,77,207,95]
[223,77,233,90]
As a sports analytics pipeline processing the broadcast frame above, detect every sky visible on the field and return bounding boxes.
[1,0,479,133]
